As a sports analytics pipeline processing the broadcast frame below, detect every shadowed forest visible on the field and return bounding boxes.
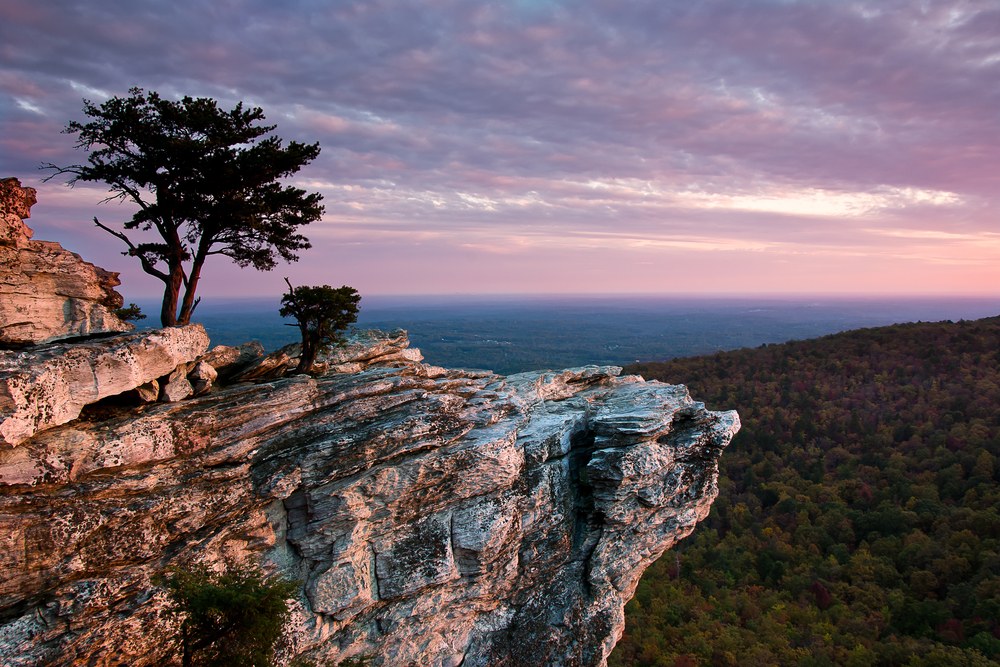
[609,317,1000,667]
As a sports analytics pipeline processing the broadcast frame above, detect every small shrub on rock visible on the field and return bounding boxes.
[279,278,360,373]
[162,564,297,667]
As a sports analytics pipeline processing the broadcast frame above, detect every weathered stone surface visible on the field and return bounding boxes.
[0,338,738,667]
[0,177,134,346]
[214,341,266,382]
[280,328,425,375]
[196,344,241,370]
[0,324,209,446]
[161,364,194,403]
[135,380,159,404]
[0,178,35,248]
[188,360,217,395]
[228,350,290,382]
[324,327,413,365]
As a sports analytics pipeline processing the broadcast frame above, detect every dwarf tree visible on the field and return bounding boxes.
[279,278,360,373]
[44,88,324,327]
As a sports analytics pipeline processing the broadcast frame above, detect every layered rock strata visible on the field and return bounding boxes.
[0,324,210,447]
[0,178,134,347]
[0,337,738,667]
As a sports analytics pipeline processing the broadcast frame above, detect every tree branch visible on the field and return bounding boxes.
[39,163,83,185]
[93,217,169,282]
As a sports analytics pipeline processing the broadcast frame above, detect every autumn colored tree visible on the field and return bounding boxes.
[44,88,324,327]
[611,317,1000,667]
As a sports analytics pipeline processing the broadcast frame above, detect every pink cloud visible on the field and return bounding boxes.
[1,0,998,297]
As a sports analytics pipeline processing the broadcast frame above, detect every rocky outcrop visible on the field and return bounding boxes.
[0,336,738,667]
[0,177,133,346]
[202,328,425,384]
[0,324,210,447]
[321,327,424,372]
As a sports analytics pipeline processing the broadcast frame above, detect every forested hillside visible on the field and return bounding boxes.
[611,317,1000,667]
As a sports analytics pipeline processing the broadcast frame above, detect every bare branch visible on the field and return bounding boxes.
[39,163,83,185]
[93,217,169,282]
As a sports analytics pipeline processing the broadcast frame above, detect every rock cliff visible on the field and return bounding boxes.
[0,178,133,347]
[0,327,739,667]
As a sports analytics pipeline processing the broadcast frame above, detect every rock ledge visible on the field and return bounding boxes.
[0,324,209,447]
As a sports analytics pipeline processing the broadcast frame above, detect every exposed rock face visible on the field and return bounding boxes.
[0,177,133,346]
[204,328,425,384]
[0,178,36,247]
[322,327,423,372]
[0,324,210,447]
[266,327,424,377]
[0,336,738,667]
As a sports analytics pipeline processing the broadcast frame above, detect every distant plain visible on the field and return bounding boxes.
[133,295,1000,375]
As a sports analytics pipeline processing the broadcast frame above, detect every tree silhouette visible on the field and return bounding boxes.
[44,88,324,327]
[280,278,361,373]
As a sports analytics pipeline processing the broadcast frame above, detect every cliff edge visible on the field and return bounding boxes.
[0,331,738,666]
[0,175,739,667]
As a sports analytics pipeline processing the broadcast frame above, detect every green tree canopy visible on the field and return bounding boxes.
[280,278,361,374]
[163,565,298,667]
[44,88,325,327]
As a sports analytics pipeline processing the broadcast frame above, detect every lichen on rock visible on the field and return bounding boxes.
[0,333,738,667]
[0,177,133,346]
[0,324,210,447]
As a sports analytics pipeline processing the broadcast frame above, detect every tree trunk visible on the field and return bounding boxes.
[160,275,181,327]
[297,326,318,373]
[159,222,187,327]
[177,254,206,325]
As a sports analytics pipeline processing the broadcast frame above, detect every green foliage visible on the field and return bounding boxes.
[44,88,324,327]
[280,278,361,373]
[115,302,146,321]
[612,317,1000,667]
[163,564,298,667]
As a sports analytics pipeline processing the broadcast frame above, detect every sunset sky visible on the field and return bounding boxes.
[1,0,998,298]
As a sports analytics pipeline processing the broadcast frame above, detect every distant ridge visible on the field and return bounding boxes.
[129,295,1000,374]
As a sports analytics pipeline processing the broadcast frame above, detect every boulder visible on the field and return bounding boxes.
[214,341,266,382]
[134,380,159,404]
[226,350,290,382]
[188,360,218,395]
[282,328,426,375]
[161,364,193,403]
[197,344,242,370]
[322,327,423,368]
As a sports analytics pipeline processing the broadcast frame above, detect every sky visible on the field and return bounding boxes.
[1,0,999,299]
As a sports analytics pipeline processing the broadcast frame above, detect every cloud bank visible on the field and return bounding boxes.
[2,0,998,297]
